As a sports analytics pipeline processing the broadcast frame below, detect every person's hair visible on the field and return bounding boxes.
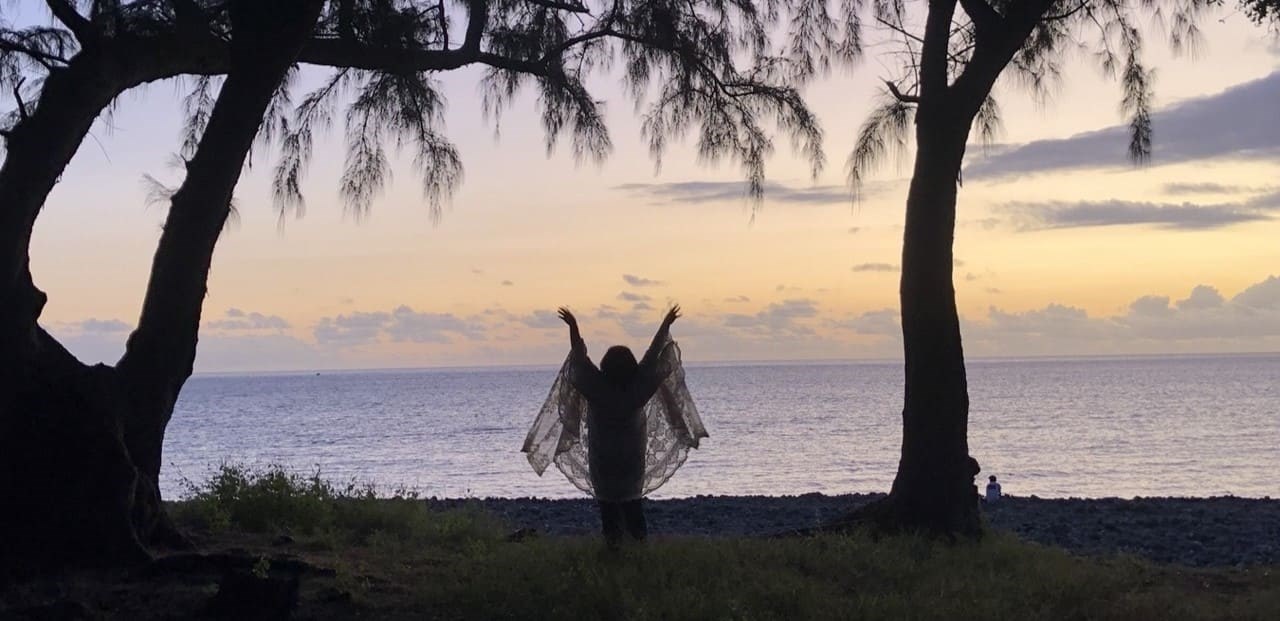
[989,475,997,482]
[600,345,638,386]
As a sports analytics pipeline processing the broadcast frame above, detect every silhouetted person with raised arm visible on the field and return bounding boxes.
[522,305,707,548]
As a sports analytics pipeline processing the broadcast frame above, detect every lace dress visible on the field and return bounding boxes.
[521,334,707,501]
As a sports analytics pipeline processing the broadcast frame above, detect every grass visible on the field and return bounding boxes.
[10,464,1279,619]
[170,463,501,549]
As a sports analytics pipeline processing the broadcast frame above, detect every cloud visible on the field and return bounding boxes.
[852,262,898,272]
[1162,182,1259,196]
[79,318,131,333]
[313,306,486,344]
[1129,295,1175,317]
[964,71,1280,179]
[614,180,861,205]
[617,291,651,302]
[313,311,391,345]
[520,310,563,330]
[207,308,290,331]
[998,196,1276,231]
[832,308,899,336]
[962,217,1001,231]
[847,226,862,234]
[723,299,820,336]
[1176,285,1224,311]
[384,306,485,343]
[724,295,751,303]
[501,280,514,286]
[623,274,663,287]
[962,275,1280,355]
[1233,275,1280,310]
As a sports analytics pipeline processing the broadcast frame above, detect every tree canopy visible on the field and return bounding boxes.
[1,0,868,221]
[845,0,1216,191]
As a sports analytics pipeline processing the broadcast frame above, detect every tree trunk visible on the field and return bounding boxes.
[0,53,157,567]
[876,108,983,537]
[0,0,321,568]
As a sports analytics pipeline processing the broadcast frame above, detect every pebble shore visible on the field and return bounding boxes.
[428,493,1280,568]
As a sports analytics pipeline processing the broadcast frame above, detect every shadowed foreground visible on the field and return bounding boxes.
[2,467,1277,619]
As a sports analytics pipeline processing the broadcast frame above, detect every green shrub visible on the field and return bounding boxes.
[170,463,502,547]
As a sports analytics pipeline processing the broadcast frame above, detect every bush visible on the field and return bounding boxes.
[171,463,502,547]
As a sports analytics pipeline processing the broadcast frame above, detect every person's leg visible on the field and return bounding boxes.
[623,498,647,542]
[598,501,624,546]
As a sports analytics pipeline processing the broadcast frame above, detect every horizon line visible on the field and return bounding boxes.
[191,349,1280,377]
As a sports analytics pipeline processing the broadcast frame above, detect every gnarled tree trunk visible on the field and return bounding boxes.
[0,0,321,567]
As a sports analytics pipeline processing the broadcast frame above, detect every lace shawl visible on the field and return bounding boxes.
[521,337,707,500]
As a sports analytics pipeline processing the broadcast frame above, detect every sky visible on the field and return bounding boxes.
[21,5,1280,372]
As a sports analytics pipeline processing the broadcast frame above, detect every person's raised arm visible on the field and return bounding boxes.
[558,307,587,356]
[627,305,680,408]
[639,305,680,369]
[558,307,608,402]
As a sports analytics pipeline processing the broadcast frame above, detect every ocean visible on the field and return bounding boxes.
[164,354,1280,500]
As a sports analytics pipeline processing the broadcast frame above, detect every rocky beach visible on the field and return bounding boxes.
[430,493,1280,568]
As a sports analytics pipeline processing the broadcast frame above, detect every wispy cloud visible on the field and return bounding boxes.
[615,180,892,205]
[831,308,899,336]
[964,71,1280,179]
[852,262,899,272]
[623,274,664,287]
[618,291,651,302]
[314,306,485,345]
[1000,191,1280,231]
[208,308,290,331]
[723,299,820,336]
[79,318,131,333]
[1161,182,1259,196]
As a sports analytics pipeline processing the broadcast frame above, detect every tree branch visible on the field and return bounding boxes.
[461,0,488,55]
[957,0,1002,34]
[436,0,448,50]
[44,0,95,43]
[0,37,69,68]
[12,78,29,122]
[521,0,591,13]
[884,79,920,103]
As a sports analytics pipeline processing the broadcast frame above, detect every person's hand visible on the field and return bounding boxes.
[662,304,681,327]
[557,307,578,329]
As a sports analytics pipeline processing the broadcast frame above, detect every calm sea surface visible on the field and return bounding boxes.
[164,354,1279,500]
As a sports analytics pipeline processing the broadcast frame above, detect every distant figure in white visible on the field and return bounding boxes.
[985,475,1002,503]
[522,305,707,547]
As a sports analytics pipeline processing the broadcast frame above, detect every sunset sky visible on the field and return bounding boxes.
[26,6,1280,372]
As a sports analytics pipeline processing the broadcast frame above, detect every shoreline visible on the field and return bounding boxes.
[425,493,1280,568]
